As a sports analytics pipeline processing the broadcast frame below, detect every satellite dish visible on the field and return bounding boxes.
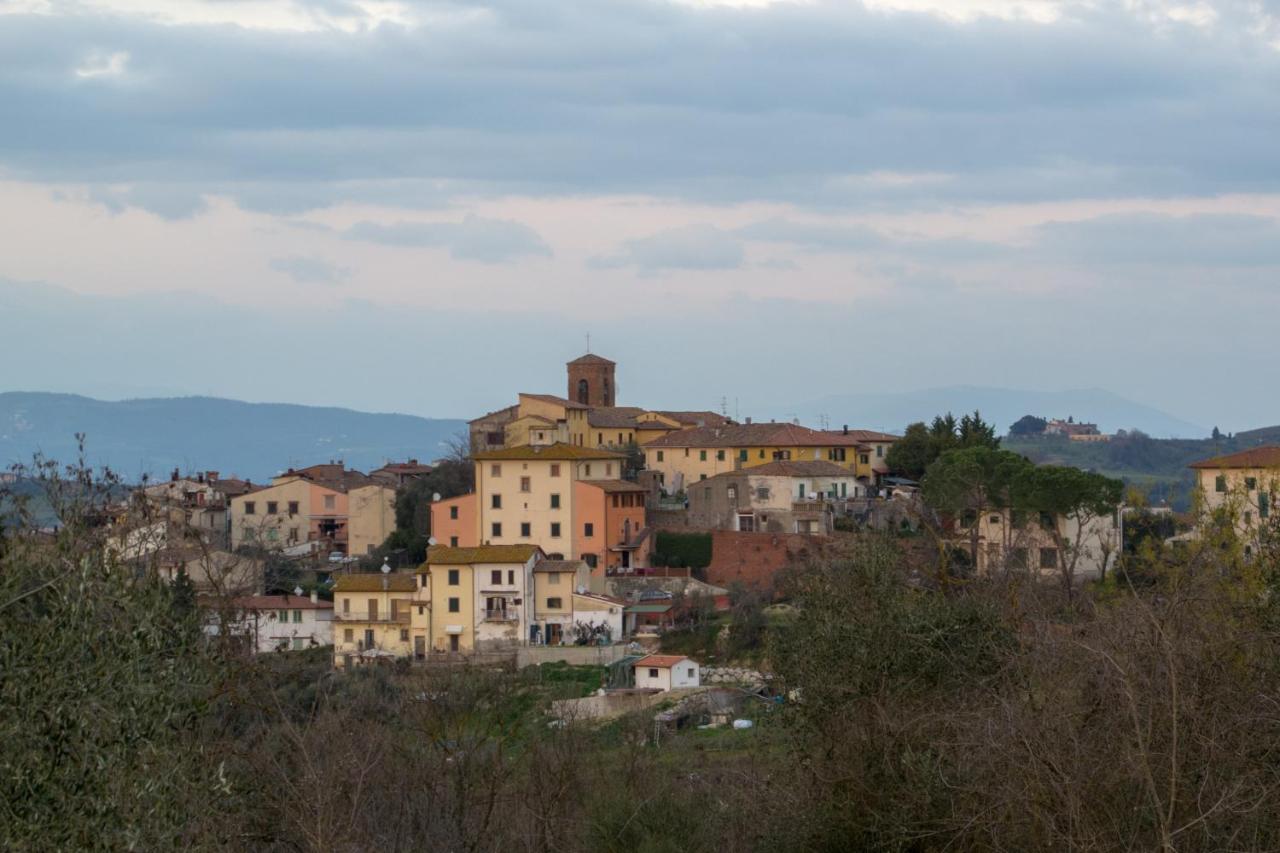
[293,586,303,597]
[432,493,442,502]
[427,536,438,547]
[381,559,392,574]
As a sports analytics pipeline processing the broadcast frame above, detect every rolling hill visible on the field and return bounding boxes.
[0,393,466,483]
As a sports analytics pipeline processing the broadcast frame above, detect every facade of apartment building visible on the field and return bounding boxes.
[332,572,418,667]
[573,479,650,573]
[960,507,1121,579]
[1189,446,1280,553]
[685,460,863,534]
[218,592,334,654]
[531,559,591,645]
[418,544,543,653]
[229,475,394,556]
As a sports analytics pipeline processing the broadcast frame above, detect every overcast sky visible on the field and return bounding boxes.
[1,0,1278,429]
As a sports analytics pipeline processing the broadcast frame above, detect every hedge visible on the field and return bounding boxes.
[653,531,713,569]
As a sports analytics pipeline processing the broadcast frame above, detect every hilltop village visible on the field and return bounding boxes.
[90,352,1279,685]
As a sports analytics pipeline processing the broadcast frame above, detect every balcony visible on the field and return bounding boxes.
[792,500,832,515]
[335,610,411,624]
[484,609,519,622]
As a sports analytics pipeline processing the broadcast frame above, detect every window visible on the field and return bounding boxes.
[717,450,725,461]
[292,610,302,623]
[491,464,502,477]
[550,493,561,509]
[450,505,459,520]
[548,572,560,584]
[877,445,884,457]
[400,628,409,642]
[288,501,299,515]
[324,494,336,510]
[342,598,350,613]
[584,554,598,568]
[1009,548,1029,570]
[598,433,604,444]
[606,463,613,476]
[277,610,288,622]
[585,522,594,537]
[521,522,531,537]
[508,570,515,584]
[1215,475,1227,493]
[798,483,806,498]
[491,494,502,509]
[756,487,770,500]
[449,536,459,547]
[990,515,1001,524]
[758,450,765,459]
[344,629,353,642]
[520,476,531,493]
[687,667,695,678]
[860,454,869,465]
[244,501,256,515]
[656,451,664,462]
[1039,548,1058,569]
[1245,511,1253,525]
[267,501,278,515]
[448,597,460,613]
[551,522,562,538]
[1261,493,1270,519]
[648,668,659,678]
[491,570,502,585]
[699,450,707,461]
[738,449,748,462]
[1246,477,1258,490]
[584,464,592,476]
[551,464,561,477]
[492,522,502,537]
[448,569,459,585]
[547,597,563,608]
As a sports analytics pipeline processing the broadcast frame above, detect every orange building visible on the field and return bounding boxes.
[430,493,479,549]
[574,479,649,575]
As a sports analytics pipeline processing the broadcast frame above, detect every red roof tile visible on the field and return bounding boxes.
[1189,446,1280,469]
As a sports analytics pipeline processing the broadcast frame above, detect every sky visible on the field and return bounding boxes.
[1,0,1279,430]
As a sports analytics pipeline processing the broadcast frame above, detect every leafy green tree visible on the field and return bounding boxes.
[885,421,935,479]
[1009,414,1047,436]
[887,412,1002,480]
[922,447,1034,567]
[381,459,475,563]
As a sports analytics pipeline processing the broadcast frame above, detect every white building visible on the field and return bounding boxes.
[634,654,701,691]
[215,592,334,653]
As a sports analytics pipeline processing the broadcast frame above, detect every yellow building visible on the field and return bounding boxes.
[531,559,591,645]
[517,393,591,447]
[419,544,543,653]
[229,477,328,551]
[472,443,626,559]
[332,572,418,667]
[504,413,562,447]
[347,483,396,557]
[642,421,890,494]
[1190,447,1280,554]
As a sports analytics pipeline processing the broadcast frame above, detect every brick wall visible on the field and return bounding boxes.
[704,530,819,595]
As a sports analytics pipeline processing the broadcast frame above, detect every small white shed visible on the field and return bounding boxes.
[633,655,701,691]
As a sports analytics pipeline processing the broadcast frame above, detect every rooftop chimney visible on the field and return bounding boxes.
[843,425,849,435]
[311,590,319,604]
[745,417,752,425]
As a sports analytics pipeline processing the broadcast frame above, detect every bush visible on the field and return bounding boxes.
[653,532,713,569]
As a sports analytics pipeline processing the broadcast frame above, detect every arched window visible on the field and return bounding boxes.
[577,378,589,404]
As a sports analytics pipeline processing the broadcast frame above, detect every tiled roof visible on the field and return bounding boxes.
[1189,446,1280,470]
[634,654,690,668]
[587,406,648,428]
[735,460,858,478]
[231,594,333,611]
[373,460,434,474]
[474,443,624,461]
[654,411,729,427]
[424,544,541,565]
[567,353,615,365]
[468,404,519,425]
[641,421,834,449]
[825,429,899,444]
[582,479,648,493]
[519,392,590,410]
[333,573,418,593]
[533,559,587,573]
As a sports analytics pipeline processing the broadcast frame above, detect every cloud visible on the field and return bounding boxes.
[344,214,551,263]
[591,224,745,273]
[268,255,350,284]
[73,49,128,79]
[1030,213,1280,267]
[735,217,885,252]
[87,184,208,219]
[0,1,1278,211]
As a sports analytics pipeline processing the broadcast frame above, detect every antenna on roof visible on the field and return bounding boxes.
[432,492,442,502]
[427,537,438,547]
[380,559,392,574]
[293,586,303,597]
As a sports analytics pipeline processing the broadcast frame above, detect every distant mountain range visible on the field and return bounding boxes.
[0,393,466,483]
[787,386,1207,439]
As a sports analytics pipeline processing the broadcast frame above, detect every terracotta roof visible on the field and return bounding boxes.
[533,559,587,573]
[332,573,418,593]
[231,594,333,611]
[587,406,648,428]
[424,544,541,565]
[519,392,590,410]
[474,443,624,461]
[567,353,615,365]
[642,421,834,449]
[634,654,690,668]
[735,460,857,478]
[654,411,729,427]
[468,404,519,425]
[373,460,434,475]
[825,429,899,444]
[1189,446,1280,470]
[582,479,648,493]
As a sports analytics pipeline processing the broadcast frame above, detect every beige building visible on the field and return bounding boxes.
[347,483,396,557]
[230,474,395,557]
[959,507,1121,580]
[419,544,543,653]
[472,443,627,559]
[686,460,863,534]
[531,559,591,645]
[1189,446,1280,554]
